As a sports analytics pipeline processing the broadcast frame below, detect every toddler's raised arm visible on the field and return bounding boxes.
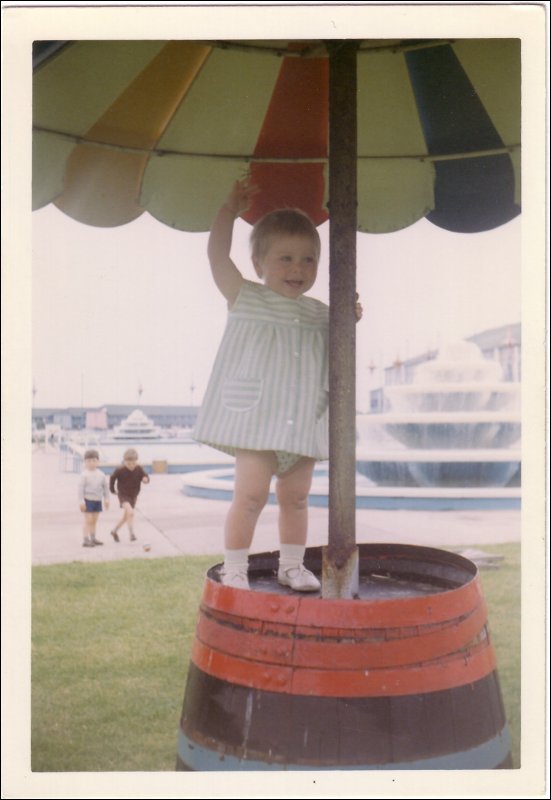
[207,179,257,306]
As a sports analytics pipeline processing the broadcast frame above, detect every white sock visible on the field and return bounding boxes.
[224,548,249,573]
[279,543,306,572]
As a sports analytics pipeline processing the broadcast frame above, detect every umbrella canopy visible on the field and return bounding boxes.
[32,38,521,596]
[33,38,520,234]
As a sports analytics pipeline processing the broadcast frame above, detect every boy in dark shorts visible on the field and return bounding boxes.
[78,449,110,547]
[109,448,150,542]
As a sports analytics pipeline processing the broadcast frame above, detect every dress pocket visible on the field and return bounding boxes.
[222,379,263,412]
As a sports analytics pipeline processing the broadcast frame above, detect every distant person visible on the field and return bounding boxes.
[78,449,109,547]
[194,179,362,590]
[109,448,150,543]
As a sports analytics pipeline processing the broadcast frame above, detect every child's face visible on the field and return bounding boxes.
[254,234,319,299]
[84,457,99,470]
[124,458,138,470]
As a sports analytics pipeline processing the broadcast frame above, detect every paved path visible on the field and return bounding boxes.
[32,449,521,566]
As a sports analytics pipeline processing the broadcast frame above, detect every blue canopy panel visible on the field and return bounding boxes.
[405,44,519,233]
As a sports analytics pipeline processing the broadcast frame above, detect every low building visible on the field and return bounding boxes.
[32,404,199,431]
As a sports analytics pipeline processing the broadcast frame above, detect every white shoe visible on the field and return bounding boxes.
[220,569,250,590]
[278,564,320,592]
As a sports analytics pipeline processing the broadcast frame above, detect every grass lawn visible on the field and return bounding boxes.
[32,543,520,772]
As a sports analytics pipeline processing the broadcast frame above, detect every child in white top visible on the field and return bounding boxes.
[195,179,362,591]
[78,449,110,547]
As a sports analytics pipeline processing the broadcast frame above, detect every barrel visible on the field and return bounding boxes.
[176,543,512,770]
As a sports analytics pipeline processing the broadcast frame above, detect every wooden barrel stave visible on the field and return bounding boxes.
[179,666,511,769]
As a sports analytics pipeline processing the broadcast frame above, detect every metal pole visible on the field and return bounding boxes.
[322,41,360,598]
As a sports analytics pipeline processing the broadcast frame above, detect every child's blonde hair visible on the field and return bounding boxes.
[123,448,139,461]
[250,209,321,276]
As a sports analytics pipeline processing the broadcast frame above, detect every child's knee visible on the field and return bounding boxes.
[276,482,309,511]
[234,488,269,516]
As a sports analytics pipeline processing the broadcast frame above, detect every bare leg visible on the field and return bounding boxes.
[112,502,135,538]
[224,450,276,550]
[90,512,103,544]
[276,458,320,591]
[123,502,136,539]
[83,511,100,545]
[83,512,93,541]
[276,457,315,545]
[90,511,99,537]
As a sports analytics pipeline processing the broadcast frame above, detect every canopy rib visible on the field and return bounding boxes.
[201,39,456,57]
[33,125,519,163]
[32,38,458,66]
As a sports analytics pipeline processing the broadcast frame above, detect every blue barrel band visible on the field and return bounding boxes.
[177,725,511,771]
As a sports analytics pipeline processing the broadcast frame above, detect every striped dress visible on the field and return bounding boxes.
[193,280,329,473]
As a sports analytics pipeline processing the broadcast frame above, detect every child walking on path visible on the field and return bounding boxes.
[109,448,150,543]
[194,179,362,591]
[78,449,110,547]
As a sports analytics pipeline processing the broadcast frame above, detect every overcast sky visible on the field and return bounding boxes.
[32,203,521,413]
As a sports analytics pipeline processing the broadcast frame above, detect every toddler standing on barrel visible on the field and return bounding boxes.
[194,179,361,590]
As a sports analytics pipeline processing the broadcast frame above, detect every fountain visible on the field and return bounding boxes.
[356,340,521,492]
[105,408,163,441]
[181,341,520,510]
